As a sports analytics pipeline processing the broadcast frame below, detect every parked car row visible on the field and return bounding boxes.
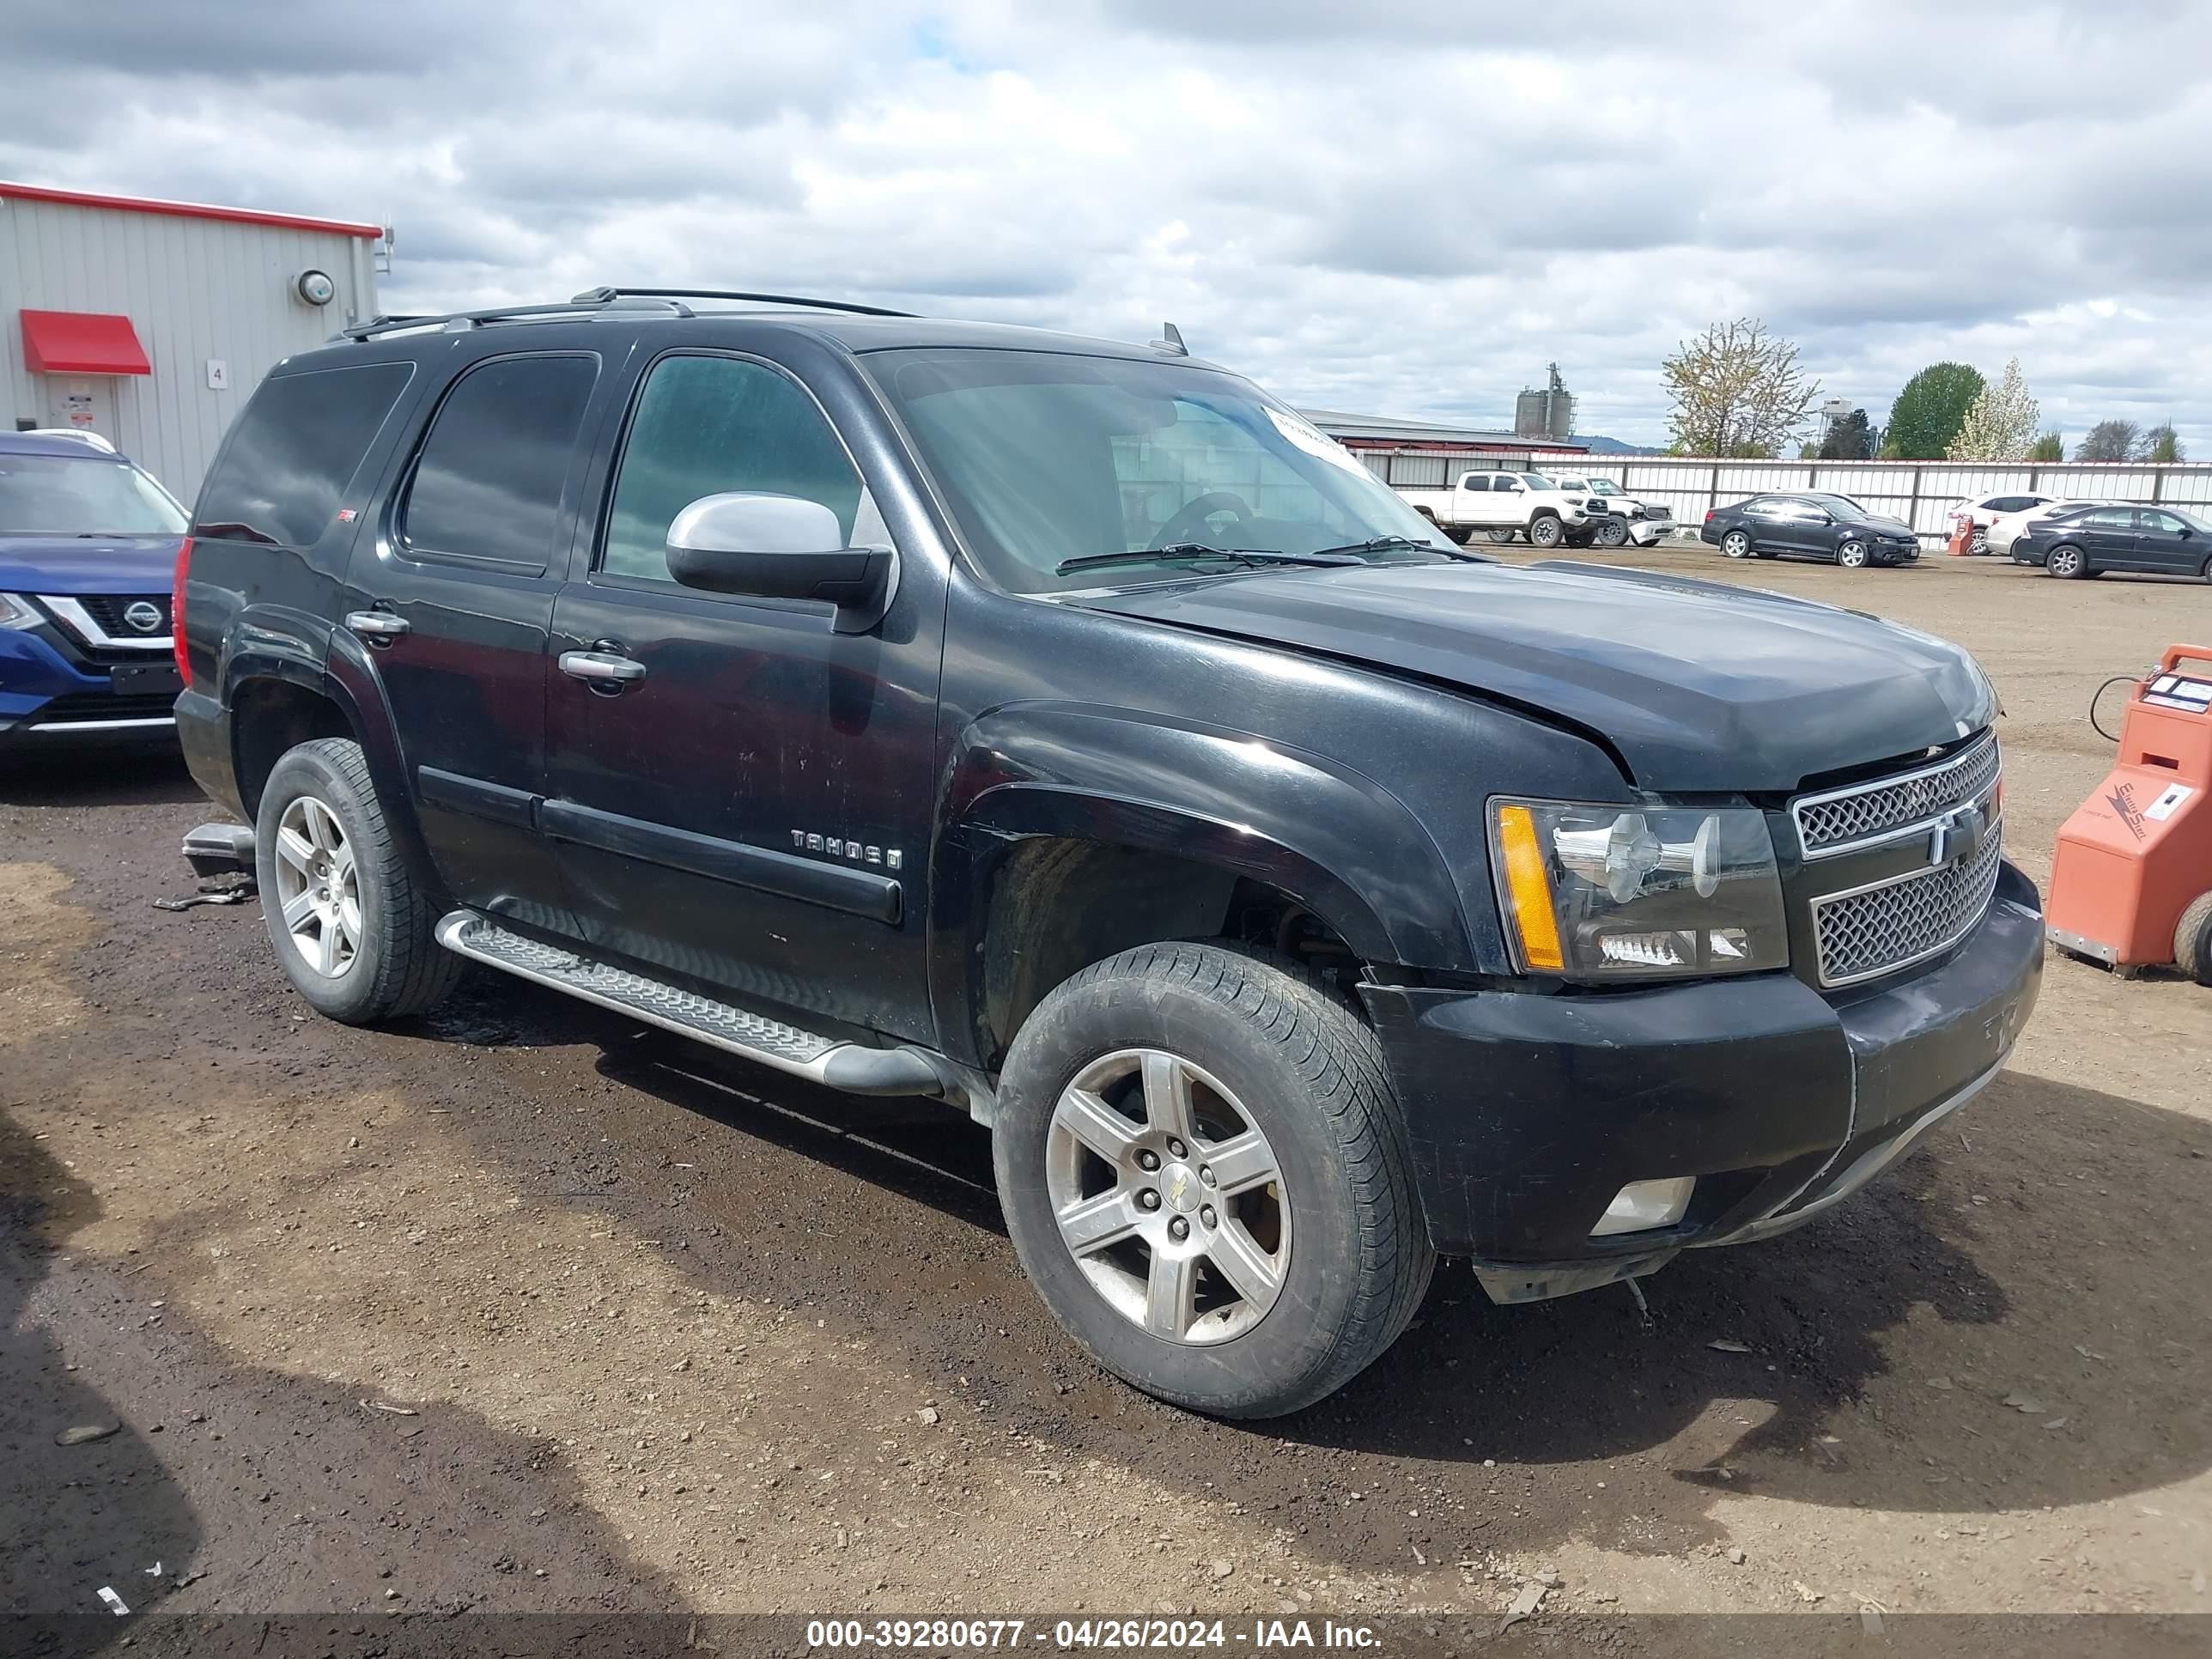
[1397,469,1676,550]
[0,429,188,754]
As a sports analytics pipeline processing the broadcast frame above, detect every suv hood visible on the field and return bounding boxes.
[1077,560,1993,793]
[0,534,182,593]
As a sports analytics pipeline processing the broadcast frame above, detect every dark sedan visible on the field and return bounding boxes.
[1699,492,1921,568]
[2012,503,2212,581]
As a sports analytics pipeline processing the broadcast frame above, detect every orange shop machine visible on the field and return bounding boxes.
[2045,645,2212,984]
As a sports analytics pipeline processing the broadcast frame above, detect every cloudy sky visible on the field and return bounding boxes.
[8,0,2210,450]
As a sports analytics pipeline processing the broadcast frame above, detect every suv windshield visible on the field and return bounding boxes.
[1584,478,1620,495]
[865,349,1455,592]
[0,453,187,537]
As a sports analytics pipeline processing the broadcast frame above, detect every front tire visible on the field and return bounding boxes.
[2176,891,2212,988]
[1486,527,1519,544]
[1837,538,1870,569]
[1528,514,1565,550]
[255,738,462,1024]
[1593,517,1630,549]
[994,943,1433,1419]
[2047,544,2086,579]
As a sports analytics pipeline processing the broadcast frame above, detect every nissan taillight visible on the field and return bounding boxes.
[172,538,192,686]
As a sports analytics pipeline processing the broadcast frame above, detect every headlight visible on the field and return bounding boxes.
[0,592,42,630]
[1489,799,1788,980]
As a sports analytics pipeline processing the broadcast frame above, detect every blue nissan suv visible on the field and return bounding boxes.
[0,429,189,751]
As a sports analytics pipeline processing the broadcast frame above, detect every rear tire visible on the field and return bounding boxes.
[1486,527,1518,544]
[2176,891,2212,988]
[1722,528,1752,559]
[254,738,462,1025]
[994,942,1433,1419]
[2046,544,2086,579]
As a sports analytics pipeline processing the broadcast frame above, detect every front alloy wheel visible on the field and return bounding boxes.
[994,942,1432,1418]
[1594,517,1630,549]
[1486,527,1519,544]
[272,795,361,978]
[1838,538,1870,568]
[1528,515,1565,549]
[1046,1049,1289,1345]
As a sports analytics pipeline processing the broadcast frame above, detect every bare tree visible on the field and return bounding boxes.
[2075,420,2138,462]
[1661,318,1820,459]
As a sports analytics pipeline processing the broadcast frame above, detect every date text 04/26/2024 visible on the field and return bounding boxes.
[804,1619,1381,1650]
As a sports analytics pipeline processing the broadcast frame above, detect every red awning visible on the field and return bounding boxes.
[20,309,152,375]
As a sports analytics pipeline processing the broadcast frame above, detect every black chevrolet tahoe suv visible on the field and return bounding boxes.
[173,288,2042,1419]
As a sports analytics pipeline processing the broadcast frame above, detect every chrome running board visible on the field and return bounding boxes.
[434,911,946,1098]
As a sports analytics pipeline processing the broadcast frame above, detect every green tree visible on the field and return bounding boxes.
[1885,362,1986,459]
[1817,408,1875,460]
[1946,358,2040,461]
[2028,430,2064,462]
[2075,419,2137,462]
[2142,422,2185,463]
[1660,318,1820,458]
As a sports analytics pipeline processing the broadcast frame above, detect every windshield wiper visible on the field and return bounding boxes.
[1055,543,1363,577]
[1308,533,1486,563]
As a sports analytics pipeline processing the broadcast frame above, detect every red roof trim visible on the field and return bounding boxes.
[21,310,154,376]
[0,180,381,240]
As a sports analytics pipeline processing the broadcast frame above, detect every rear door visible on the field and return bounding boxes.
[2072,507,2139,570]
[343,349,608,924]
[542,347,945,1042]
[1455,471,1490,525]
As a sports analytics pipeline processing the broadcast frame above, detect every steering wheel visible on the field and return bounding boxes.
[1149,491,1254,551]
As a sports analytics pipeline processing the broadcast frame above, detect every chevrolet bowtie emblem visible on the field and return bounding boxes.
[1929,803,1985,867]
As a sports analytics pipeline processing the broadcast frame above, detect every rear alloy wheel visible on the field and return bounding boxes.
[994,943,1432,1419]
[1593,517,1630,549]
[2047,544,2086,580]
[1972,526,1990,556]
[1486,526,1519,544]
[1528,514,1565,549]
[1837,538,1870,569]
[1722,528,1752,559]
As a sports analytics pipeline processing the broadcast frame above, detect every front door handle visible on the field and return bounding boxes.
[344,609,410,643]
[559,649,647,689]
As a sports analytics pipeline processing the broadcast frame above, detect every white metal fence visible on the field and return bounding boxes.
[1570,459,2212,538]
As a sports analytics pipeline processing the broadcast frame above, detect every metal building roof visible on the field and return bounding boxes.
[1301,407,1588,450]
[0,180,382,240]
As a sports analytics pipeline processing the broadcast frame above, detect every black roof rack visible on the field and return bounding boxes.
[571,286,918,319]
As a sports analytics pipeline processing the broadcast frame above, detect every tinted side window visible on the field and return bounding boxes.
[2141,510,2186,533]
[2083,508,2133,528]
[1462,475,1489,492]
[601,355,862,583]
[193,362,414,547]
[398,355,598,569]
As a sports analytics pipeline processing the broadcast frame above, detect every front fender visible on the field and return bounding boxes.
[928,702,1472,1065]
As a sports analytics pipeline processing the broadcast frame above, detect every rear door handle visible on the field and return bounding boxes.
[344,609,410,643]
[559,649,647,688]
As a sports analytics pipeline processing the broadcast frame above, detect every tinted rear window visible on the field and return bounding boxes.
[399,354,599,568]
[194,362,415,547]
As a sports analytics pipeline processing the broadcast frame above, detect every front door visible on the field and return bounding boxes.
[343,349,606,927]
[2134,509,2203,575]
[543,349,945,1043]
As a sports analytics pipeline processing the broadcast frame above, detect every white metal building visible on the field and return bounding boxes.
[1,181,383,501]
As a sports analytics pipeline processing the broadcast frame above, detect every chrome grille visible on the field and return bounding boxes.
[1810,821,2004,988]
[1792,733,1999,857]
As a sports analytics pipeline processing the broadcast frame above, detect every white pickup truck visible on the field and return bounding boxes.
[1543,473,1677,548]
[1397,470,1593,548]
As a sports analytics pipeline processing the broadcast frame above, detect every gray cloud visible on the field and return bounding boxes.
[2,0,2207,448]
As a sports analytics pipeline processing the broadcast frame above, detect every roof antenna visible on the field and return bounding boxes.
[1151,321,1188,356]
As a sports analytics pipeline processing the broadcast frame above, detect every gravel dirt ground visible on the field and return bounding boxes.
[3,544,2208,1652]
